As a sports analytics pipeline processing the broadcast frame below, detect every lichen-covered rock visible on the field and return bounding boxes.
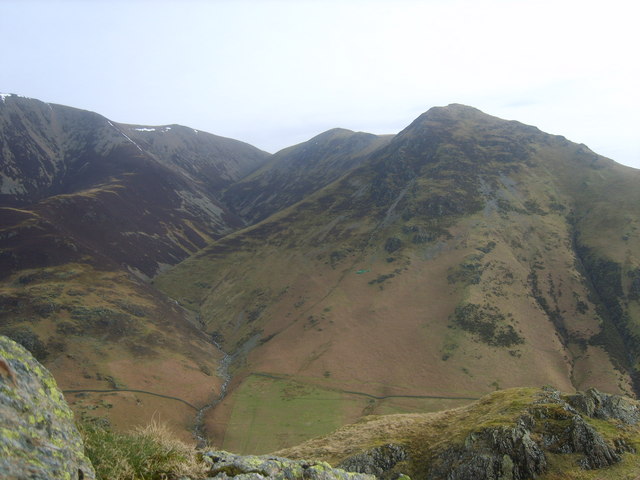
[202,450,378,480]
[338,443,409,479]
[0,335,95,479]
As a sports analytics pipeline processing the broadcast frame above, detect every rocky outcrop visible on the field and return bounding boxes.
[0,335,95,479]
[566,387,640,425]
[338,444,409,479]
[559,416,620,469]
[428,417,546,480]
[426,387,634,480]
[201,450,377,480]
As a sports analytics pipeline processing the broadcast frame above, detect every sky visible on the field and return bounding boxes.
[1,0,639,168]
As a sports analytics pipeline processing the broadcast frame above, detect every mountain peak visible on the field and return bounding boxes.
[300,128,357,145]
[0,92,26,103]
[420,103,496,123]
[391,103,543,149]
[437,102,484,113]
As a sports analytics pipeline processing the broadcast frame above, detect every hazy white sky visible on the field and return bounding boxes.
[1,0,638,168]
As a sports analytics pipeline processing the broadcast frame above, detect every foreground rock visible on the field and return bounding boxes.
[0,335,95,479]
[201,450,377,480]
[337,444,409,479]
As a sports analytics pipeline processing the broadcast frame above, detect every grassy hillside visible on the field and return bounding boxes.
[222,128,392,223]
[0,262,224,441]
[156,105,640,451]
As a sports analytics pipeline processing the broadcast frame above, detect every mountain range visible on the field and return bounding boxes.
[2,92,640,455]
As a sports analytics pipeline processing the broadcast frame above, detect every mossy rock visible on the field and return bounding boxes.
[202,450,377,480]
[0,335,95,479]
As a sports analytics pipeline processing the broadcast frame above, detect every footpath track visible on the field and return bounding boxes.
[62,388,199,410]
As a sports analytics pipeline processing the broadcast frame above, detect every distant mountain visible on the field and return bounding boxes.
[222,128,392,223]
[0,94,269,278]
[0,93,269,439]
[156,104,640,452]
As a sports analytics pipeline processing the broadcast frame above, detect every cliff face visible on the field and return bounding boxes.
[0,335,95,479]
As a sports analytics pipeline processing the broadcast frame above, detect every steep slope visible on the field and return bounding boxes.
[156,104,640,452]
[0,94,270,278]
[118,122,269,192]
[222,128,392,223]
[0,94,270,440]
[0,94,266,206]
[0,261,227,442]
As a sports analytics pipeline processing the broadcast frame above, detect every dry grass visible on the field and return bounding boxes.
[80,418,207,480]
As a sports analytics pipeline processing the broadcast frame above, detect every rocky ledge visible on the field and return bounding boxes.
[199,450,377,480]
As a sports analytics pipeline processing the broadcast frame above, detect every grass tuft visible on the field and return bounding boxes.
[79,418,206,480]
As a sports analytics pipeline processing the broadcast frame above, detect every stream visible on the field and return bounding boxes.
[193,338,233,447]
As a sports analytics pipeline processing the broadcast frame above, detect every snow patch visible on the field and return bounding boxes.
[193,129,199,134]
[131,126,173,133]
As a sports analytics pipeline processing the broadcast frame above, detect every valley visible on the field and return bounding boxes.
[2,94,640,458]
